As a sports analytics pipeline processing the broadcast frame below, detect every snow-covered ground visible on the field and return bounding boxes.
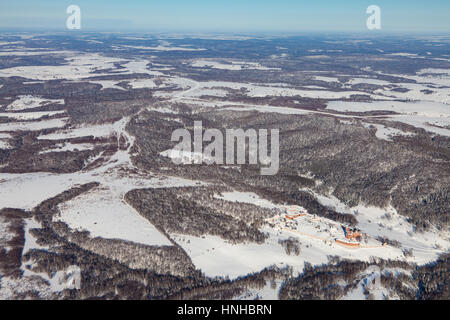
[39,142,95,154]
[37,122,119,140]
[55,185,172,247]
[220,105,312,115]
[0,110,65,120]
[327,100,450,137]
[345,78,391,86]
[0,116,202,248]
[192,60,242,71]
[0,216,15,249]
[361,122,415,141]
[313,75,340,83]
[0,274,53,300]
[0,139,11,149]
[390,114,450,137]
[171,221,402,280]
[0,216,65,299]
[0,132,12,139]
[0,53,125,80]
[0,53,163,81]
[22,217,47,255]
[0,172,94,210]
[341,266,391,300]
[327,100,449,117]
[167,188,449,279]
[171,231,320,279]
[191,60,279,71]
[303,189,449,265]
[120,45,206,52]
[89,80,126,91]
[178,80,372,100]
[215,191,280,210]
[1,172,201,255]
[235,279,283,300]
[6,95,64,111]
[153,74,450,140]
[0,118,68,132]
[127,78,160,89]
[0,45,449,295]
[371,69,450,103]
[0,50,73,57]
[160,149,206,164]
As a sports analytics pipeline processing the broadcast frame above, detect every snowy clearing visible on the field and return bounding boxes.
[55,185,172,247]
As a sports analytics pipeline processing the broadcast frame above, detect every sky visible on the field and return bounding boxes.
[0,0,449,33]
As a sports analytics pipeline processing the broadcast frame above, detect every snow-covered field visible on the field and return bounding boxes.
[191,60,279,71]
[220,105,312,115]
[37,122,119,140]
[55,185,172,246]
[127,78,160,89]
[39,142,95,154]
[177,80,372,100]
[120,45,206,51]
[327,100,450,137]
[215,191,280,209]
[0,50,73,57]
[171,231,320,279]
[0,118,68,132]
[0,53,163,81]
[171,223,403,279]
[0,110,65,120]
[160,149,206,164]
[313,75,340,83]
[6,95,64,111]
[327,100,450,117]
[345,78,391,86]
[0,53,125,80]
[0,116,202,249]
[89,80,126,91]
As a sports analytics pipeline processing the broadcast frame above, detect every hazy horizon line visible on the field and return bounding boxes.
[0,28,449,37]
